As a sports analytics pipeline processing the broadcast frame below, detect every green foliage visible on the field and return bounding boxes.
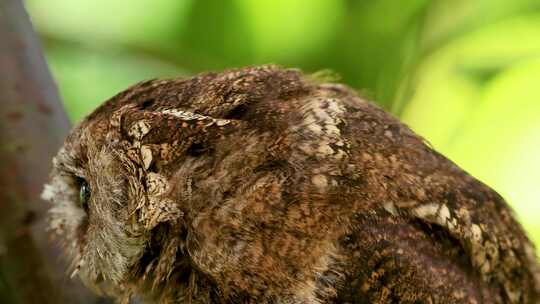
[27,0,540,247]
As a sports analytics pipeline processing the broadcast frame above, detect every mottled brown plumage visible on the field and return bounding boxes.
[43,65,540,303]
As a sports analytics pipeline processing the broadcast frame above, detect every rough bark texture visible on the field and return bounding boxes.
[0,0,109,303]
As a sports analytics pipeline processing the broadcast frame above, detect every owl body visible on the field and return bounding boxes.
[43,66,540,303]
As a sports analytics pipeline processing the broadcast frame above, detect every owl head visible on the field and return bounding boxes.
[41,65,311,301]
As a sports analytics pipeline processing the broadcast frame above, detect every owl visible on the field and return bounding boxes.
[42,65,540,303]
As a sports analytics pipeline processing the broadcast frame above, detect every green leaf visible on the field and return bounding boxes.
[45,45,185,122]
[402,15,540,245]
[26,0,193,47]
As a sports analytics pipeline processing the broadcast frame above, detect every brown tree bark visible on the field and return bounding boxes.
[0,0,109,303]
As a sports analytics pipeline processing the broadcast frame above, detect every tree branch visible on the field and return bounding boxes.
[0,0,109,303]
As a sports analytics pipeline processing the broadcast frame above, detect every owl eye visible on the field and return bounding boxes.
[79,179,91,211]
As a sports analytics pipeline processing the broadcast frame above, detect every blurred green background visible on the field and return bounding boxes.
[26,0,540,248]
